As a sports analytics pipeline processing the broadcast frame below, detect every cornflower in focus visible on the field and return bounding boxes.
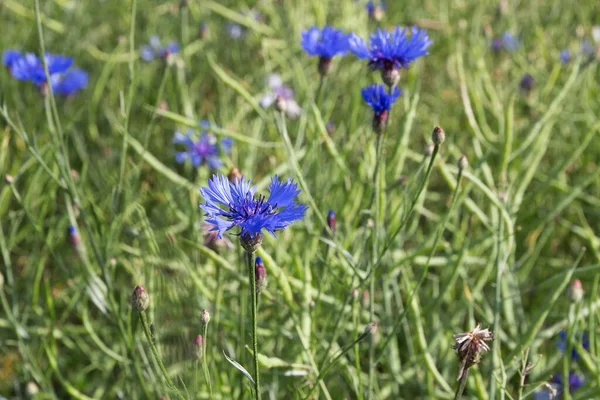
[3,50,88,96]
[140,36,180,62]
[349,26,432,86]
[259,74,301,119]
[301,26,349,75]
[361,83,402,133]
[173,121,233,168]
[200,174,307,252]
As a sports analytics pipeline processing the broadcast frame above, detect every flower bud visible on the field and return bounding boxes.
[4,174,14,184]
[255,256,267,293]
[380,61,399,88]
[194,334,203,360]
[131,285,150,312]
[318,56,332,76]
[568,279,584,303]
[458,155,469,170]
[201,309,211,325]
[363,321,378,337]
[327,210,336,232]
[432,126,445,146]
[25,381,39,398]
[241,232,262,253]
[373,110,388,134]
[520,73,534,92]
[228,167,242,183]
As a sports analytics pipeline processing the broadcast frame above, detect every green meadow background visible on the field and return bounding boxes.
[1,0,599,398]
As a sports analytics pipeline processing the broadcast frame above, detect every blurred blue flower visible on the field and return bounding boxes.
[581,40,594,56]
[173,127,232,168]
[557,330,589,360]
[519,73,534,92]
[226,23,245,39]
[301,26,348,59]
[361,84,402,116]
[501,32,519,52]
[3,50,87,95]
[200,174,307,243]
[140,36,179,61]
[552,371,584,393]
[349,26,432,71]
[259,74,301,118]
[559,49,571,64]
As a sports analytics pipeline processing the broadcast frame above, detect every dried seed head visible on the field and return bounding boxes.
[458,155,469,170]
[452,323,493,380]
[568,279,584,303]
[432,126,445,145]
[200,309,211,325]
[131,285,150,312]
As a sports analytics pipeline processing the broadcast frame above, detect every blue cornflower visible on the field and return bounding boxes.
[349,26,432,86]
[501,32,519,52]
[557,330,589,360]
[226,23,245,39]
[361,83,402,132]
[301,26,349,75]
[519,73,534,92]
[200,174,307,251]
[140,36,179,62]
[4,50,87,95]
[552,371,584,393]
[259,74,302,119]
[559,49,571,64]
[366,1,385,21]
[173,126,233,168]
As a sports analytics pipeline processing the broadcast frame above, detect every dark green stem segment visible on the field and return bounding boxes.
[139,311,186,400]
[454,371,468,400]
[246,250,261,400]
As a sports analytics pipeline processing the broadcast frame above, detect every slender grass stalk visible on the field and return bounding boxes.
[454,371,468,400]
[246,250,261,400]
[139,311,186,400]
[203,323,214,399]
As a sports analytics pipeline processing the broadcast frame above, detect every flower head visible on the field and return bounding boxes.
[200,174,307,251]
[520,73,534,92]
[552,371,584,393]
[3,50,87,95]
[361,84,402,132]
[502,32,520,52]
[301,26,348,59]
[327,210,336,232]
[559,49,571,64]
[259,74,301,119]
[140,36,179,62]
[452,323,494,380]
[349,26,432,75]
[173,124,233,168]
[557,330,589,360]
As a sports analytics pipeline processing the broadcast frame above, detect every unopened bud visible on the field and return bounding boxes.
[326,120,336,135]
[568,279,584,303]
[4,174,14,184]
[228,167,242,183]
[201,309,211,325]
[364,321,378,337]
[255,256,267,293]
[241,232,262,253]
[373,110,388,134]
[194,334,203,360]
[520,73,534,92]
[458,155,469,170]
[432,126,445,145]
[380,62,399,88]
[25,381,39,398]
[131,285,150,312]
[318,56,332,76]
[327,210,336,232]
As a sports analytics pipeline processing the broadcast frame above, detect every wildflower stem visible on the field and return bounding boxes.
[315,74,325,105]
[563,303,576,400]
[246,250,261,400]
[138,311,186,400]
[454,371,468,400]
[203,323,214,399]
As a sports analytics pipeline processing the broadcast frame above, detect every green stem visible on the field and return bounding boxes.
[139,311,186,400]
[454,372,468,400]
[203,323,214,399]
[246,250,261,400]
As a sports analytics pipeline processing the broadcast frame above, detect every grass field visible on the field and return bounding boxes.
[1,0,600,399]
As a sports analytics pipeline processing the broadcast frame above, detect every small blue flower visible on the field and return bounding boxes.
[301,26,349,59]
[559,49,571,64]
[200,174,307,243]
[226,23,244,39]
[361,84,402,116]
[173,128,232,169]
[2,49,22,69]
[519,73,534,92]
[366,1,385,20]
[557,330,589,360]
[140,36,179,62]
[552,371,584,393]
[349,26,432,71]
[501,32,519,52]
[259,74,301,119]
[50,68,88,95]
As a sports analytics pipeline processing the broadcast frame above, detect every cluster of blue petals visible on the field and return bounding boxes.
[140,36,180,61]
[3,50,88,95]
[301,26,349,59]
[361,84,402,116]
[173,121,233,168]
[349,26,432,70]
[200,174,307,239]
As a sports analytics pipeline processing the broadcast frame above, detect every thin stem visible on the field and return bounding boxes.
[454,372,468,400]
[246,250,261,400]
[315,74,325,105]
[203,323,214,399]
[139,311,186,400]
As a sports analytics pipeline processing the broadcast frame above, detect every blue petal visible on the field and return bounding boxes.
[267,175,301,208]
[52,68,88,95]
[348,34,370,59]
[200,174,235,213]
[175,152,189,163]
[2,49,22,68]
[140,45,156,61]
